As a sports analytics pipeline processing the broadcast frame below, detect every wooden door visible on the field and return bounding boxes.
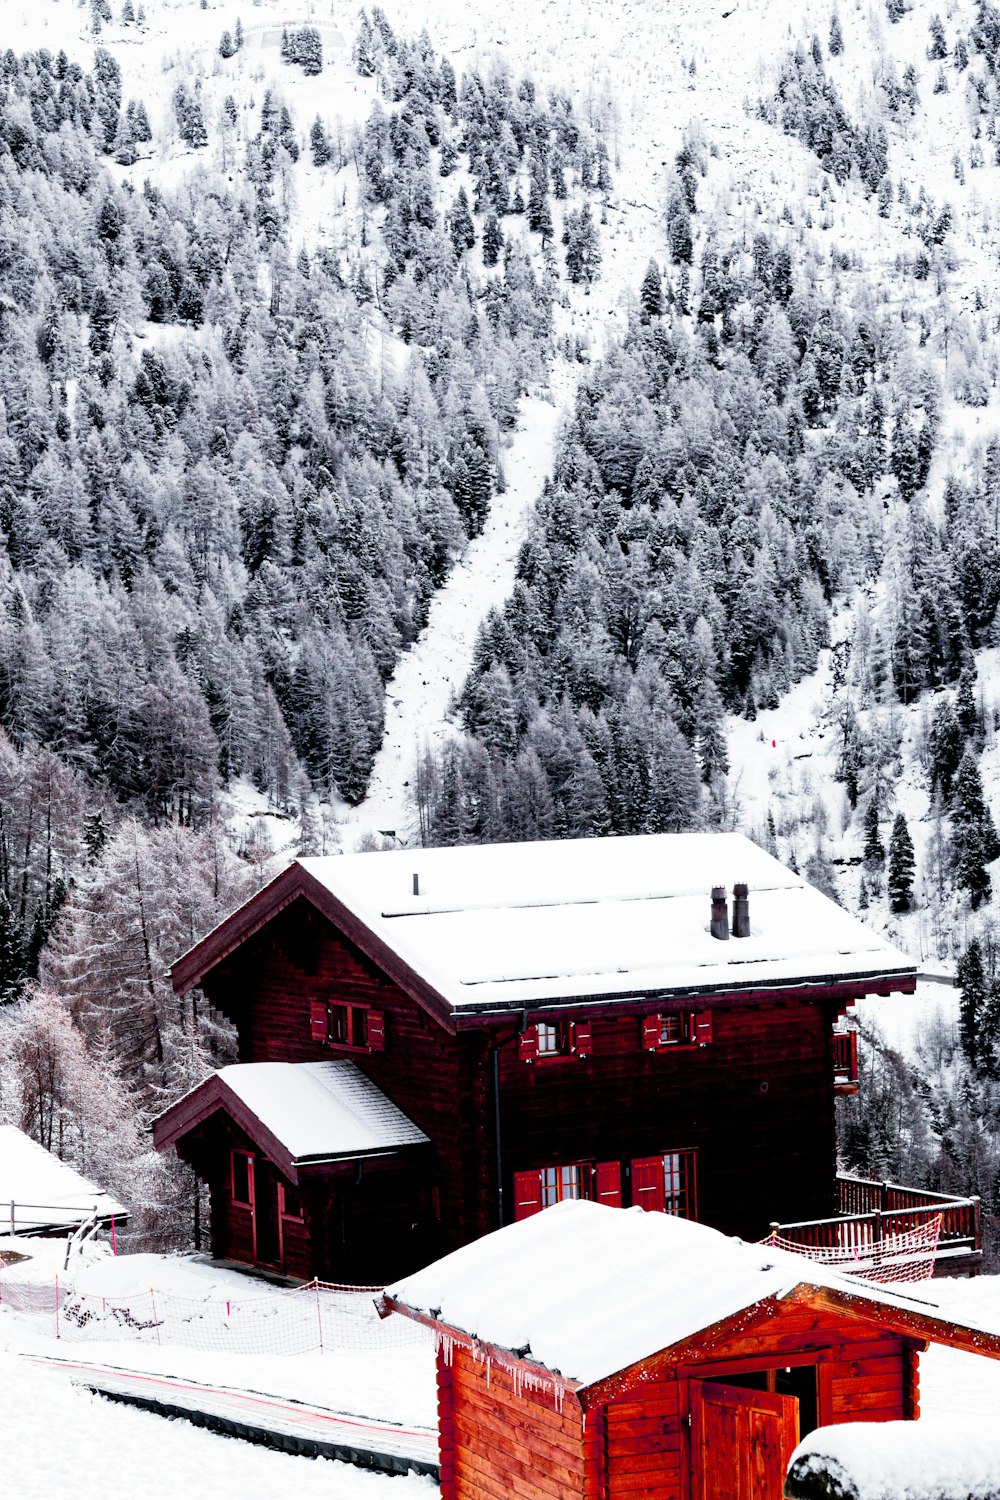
[691,1379,799,1500]
[254,1159,281,1267]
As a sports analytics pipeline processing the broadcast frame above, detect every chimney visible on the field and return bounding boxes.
[732,882,750,938]
[413,873,420,897]
[710,886,729,941]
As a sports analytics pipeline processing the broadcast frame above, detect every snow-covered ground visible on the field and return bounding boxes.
[2,1352,437,1500]
[350,385,564,844]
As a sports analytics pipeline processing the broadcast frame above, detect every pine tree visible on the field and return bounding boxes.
[958,938,986,1070]
[829,12,844,54]
[448,186,475,255]
[887,812,915,911]
[667,193,693,265]
[956,667,980,744]
[482,211,503,267]
[928,697,963,801]
[310,116,331,166]
[863,798,885,864]
[639,259,664,319]
[951,750,999,908]
[219,28,236,58]
[927,14,947,59]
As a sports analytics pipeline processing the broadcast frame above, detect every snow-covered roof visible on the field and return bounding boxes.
[786,1419,1000,1500]
[387,1199,996,1390]
[197,1062,428,1163]
[293,832,913,1013]
[0,1125,127,1233]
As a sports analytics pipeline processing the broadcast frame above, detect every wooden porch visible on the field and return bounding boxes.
[770,1174,982,1278]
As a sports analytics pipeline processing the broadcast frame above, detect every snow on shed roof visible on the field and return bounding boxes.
[0,1125,127,1233]
[387,1200,995,1390]
[296,832,913,1013]
[210,1062,429,1162]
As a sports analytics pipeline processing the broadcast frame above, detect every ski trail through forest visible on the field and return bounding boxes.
[346,374,569,846]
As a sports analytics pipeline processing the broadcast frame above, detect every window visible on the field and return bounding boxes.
[541,1164,582,1206]
[536,1023,563,1057]
[310,999,385,1053]
[231,1149,253,1208]
[660,1013,691,1046]
[518,1019,592,1062]
[513,1159,622,1221]
[631,1150,697,1219]
[641,1011,713,1052]
[278,1182,303,1221]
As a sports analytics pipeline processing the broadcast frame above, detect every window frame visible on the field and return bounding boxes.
[311,998,386,1054]
[277,1181,304,1223]
[631,1149,698,1220]
[231,1148,254,1209]
[641,1011,713,1053]
[513,1158,622,1221]
[519,1019,593,1063]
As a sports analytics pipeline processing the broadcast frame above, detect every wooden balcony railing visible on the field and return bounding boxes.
[769,1174,982,1272]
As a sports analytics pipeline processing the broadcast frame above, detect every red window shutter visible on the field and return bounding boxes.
[518,1027,538,1064]
[631,1155,666,1213]
[641,1015,662,1051]
[367,1009,386,1051]
[513,1169,543,1221]
[309,999,327,1042]
[693,1011,713,1046]
[849,1028,858,1083]
[573,1020,593,1058]
[595,1160,622,1208]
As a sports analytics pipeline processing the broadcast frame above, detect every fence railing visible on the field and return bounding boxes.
[771,1175,981,1261]
[0,1269,430,1356]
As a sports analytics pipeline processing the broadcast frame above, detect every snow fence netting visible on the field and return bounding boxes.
[764,1213,942,1284]
[0,1272,428,1355]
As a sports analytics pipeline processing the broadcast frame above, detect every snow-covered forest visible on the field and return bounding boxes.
[5,0,1000,1251]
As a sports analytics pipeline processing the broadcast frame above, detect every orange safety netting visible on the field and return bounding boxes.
[0,1272,430,1355]
[763,1213,943,1284]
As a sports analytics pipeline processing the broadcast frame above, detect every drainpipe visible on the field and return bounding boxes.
[493,1042,505,1228]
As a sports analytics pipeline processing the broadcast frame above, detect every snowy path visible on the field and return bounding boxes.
[22,1353,439,1474]
[343,375,567,846]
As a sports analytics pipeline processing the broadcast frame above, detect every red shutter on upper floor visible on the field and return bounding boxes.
[595,1160,622,1208]
[694,1010,713,1046]
[631,1154,666,1213]
[518,1027,538,1063]
[513,1169,543,1220]
[367,1009,386,1051]
[309,999,327,1042]
[641,1015,662,1051]
[573,1020,592,1058]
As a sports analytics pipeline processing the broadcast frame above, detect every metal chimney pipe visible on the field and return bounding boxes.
[710,886,730,941]
[733,882,750,938]
[413,873,420,897]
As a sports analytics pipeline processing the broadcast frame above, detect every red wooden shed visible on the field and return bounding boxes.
[385,1200,1000,1500]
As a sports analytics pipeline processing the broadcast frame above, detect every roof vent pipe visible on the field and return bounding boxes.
[710,886,730,941]
[733,882,750,939]
[413,873,420,897]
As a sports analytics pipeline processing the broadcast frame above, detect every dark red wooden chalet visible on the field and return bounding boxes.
[385,1199,1000,1500]
[153,832,917,1283]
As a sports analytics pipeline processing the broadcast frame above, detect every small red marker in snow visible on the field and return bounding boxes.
[771,740,776,748]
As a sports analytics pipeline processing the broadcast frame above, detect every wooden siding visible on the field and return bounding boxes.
[198,897,849,1260]
[446,1344,586,1500]
[497,995,839,1240]
[434,1300,925,1500]
[604,1378,685,1500]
